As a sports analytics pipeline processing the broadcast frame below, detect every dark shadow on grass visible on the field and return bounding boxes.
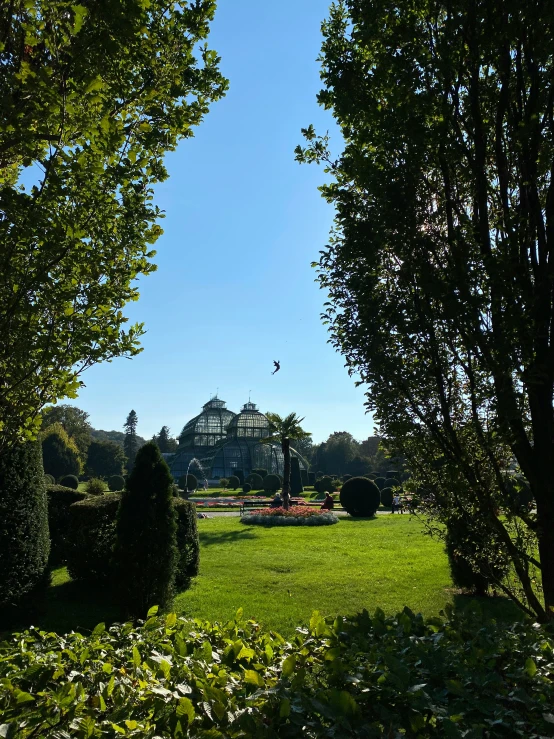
[451,592,523,623]
[339,515,378,522]
[199,528,259,547]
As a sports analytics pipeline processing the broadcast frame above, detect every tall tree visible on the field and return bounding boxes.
[41,422,81,480]
[86,439,125,478]
[152,426,178,453]
[0,0,227,451]
[42,405,92,458]
[123,410,139,471]
[262,413,311,510]
[324,431,359,475]
[297,0,554,620]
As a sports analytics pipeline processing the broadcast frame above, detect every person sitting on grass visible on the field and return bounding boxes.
[270,492,282,508]
[321,492,334,510]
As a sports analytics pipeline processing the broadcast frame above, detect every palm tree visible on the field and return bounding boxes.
[261,413,311,510]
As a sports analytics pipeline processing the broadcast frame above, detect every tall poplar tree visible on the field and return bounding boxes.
[123,410,139,471]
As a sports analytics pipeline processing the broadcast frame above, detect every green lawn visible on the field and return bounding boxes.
[20,515,520,638]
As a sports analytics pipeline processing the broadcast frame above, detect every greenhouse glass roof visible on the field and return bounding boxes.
[178,397,236,448]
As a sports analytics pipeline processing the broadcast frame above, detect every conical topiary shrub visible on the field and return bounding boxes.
[114,442,177,617]
[0,441,50,614]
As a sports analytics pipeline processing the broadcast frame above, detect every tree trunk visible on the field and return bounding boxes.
[535,489,554,621]
[282,437,291,510]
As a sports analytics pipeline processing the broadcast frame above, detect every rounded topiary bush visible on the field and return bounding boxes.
[387,477,401,490]
[228,475,240,491]
[44,473,55,485]
[380,487,393,507]
[60,474,79,490]
[179,474,197,492]
[342,474,352,483]
[85,478,105,495]
[242,483,252,494]
[386,470,400,479]
[246,473,263,490]
[340,476,380,517]
[315,476,334,494]
[373,476,386,490]
[108,474,125,492]
[263,474,281,493]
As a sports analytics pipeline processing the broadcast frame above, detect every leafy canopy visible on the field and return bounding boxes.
[0,0,227,449]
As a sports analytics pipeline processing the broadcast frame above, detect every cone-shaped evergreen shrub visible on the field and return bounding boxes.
[245,473,263,490]
[228,475,240,490]
[380,487,393,507]
[340,476,380,517]
[60,474,79,489]
[114,443,177,617]
[263,474,281,493]
[108,475,125,492]
[0,441,50,611]
[173,498,199,590]
[290,457,303,496]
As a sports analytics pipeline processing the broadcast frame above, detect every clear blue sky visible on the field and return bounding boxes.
[70,0,374,445]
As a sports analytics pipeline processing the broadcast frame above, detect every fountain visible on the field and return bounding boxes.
[183,457,210,497]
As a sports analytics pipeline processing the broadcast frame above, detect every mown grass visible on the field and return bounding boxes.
[23,516,520,638]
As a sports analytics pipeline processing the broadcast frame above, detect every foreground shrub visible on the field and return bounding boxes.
[114,442,177,617]
[43,473,55,485]
[242,507,339,526]
[340,476,380,517]
[108,474,125,492]
[46,485,87,565]
[59,474,79,489]
[0,441,50,614]
[1,607,552,738]
[246,472,263,490]
[67,494,121,583]
[173,498,199,590]
[86,477,105,495]
[263,473,281,493]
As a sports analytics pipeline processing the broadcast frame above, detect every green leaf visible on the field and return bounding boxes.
[132,646,141,667]
[147,605,159,617]
[92,622,106,635]
[279,698,291,717]
[282,655,296,678]
[176,697,195,724]
[524,658,537,677]
[244,669,264,687]
[15,691,34,704]
[166,612,177,627]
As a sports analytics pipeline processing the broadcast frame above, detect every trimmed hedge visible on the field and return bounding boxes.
[314,476,334,493]
[251,468,267,478]
[380,487,393,508]
[300,469,309,487]
[60,474,79,490]
[373,476,386,490]
[67,494,121,584]
[179,473,197,492]
[108,474,125,492]
[290,457,303,496]
[340,476,380,517]
[242,482,252,494]
[308,471,316,485]
[0,441,50,614]
[43,473,55,485]
[228,475,240,490]
[173,498,199,591]
[245,472,263,490]
[46,485,87,565]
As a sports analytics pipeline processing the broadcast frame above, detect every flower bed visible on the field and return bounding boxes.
[241,506,338,526]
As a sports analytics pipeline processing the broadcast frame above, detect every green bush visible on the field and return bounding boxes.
[445,519,508,596]
[173,498,199,591]
[41,428,80,480]
[314,476,334,493]
[331,478,342,491]
[46,485,87,565]
[108,474,125,492]
[300,469,309,487]
[373,476,386,490]
[290,457,304,496]
[67,493,121,583]
[251,468,267,478]
[242,483,252,493]
[85,477,105,495]
[43,473,55,485]
[386,470,400,479]
[263,473,281,493]
[179,473,197,492]
[60,474,79,489]
[219,478,229,489]
[234,469,244,486]
[380,487,393,507]
[228,475,240,490]
[245,472,263,490]
[1,608,552,738]
[114,442,177,617]
[308,471,316,485]
[0,441,50,614]
[386,477,401,489]
[340,476,380,517]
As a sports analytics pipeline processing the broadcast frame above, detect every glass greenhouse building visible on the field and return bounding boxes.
[168,397,307,482]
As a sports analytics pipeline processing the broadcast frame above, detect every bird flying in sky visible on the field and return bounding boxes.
[272,360,281,375]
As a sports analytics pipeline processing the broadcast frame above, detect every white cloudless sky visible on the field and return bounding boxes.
[68,0,375,444]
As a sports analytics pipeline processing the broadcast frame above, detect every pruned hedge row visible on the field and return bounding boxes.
[0,607,552,737]
[46,485,87,565]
